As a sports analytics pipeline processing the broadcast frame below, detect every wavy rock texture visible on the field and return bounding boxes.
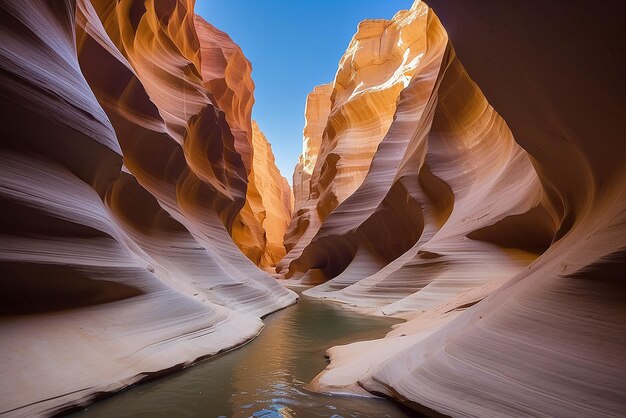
[283,1,549,293]
[287,83,333,255]
[292,83,333,215]
[193,15,254,172]
[0,0,296,416]
[234,121,292,267]
[194,18,293,267]
[278,4,433,276]
[301,1,626,417]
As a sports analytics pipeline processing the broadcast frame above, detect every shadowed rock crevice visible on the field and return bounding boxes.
[467,205,555,253]
[0,263,145,316]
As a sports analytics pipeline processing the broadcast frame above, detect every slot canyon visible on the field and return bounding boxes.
[0,1,624,417]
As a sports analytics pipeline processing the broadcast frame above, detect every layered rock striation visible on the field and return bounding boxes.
[289,1,626,417]
[233,121,292,267]
[0,0,295,416]
[1,0,624,416]
[287,83,333,256]
[278,4,434,277]
[291,83,333,216]
[190,14,293,268]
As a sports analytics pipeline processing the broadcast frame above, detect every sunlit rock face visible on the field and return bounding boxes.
[194,15,254,173]
[233,121,292,267]
[305,1,626,417]
[194,18,293,267]
[292,83,333,215]
[279,3,433,276]
[0,0,296,415]
[282,0,549,288]
[286,83,333,258]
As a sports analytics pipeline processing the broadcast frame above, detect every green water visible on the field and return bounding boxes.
[69,293,412,418]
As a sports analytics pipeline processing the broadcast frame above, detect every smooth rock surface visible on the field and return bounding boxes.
[0,1,295,416]
[279,3,434,276]
[300,1,626,417]
[234,121,292,267]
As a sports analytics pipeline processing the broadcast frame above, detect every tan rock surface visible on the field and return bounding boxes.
[192,17,292,267]
[237,121,293,267]
[0,0,295,416]
[291,83,333,215]
[357,2,626,416]
[284,83,333,265]
[194,15,255,172]
[300,1,626,417]
[279,4,433,276]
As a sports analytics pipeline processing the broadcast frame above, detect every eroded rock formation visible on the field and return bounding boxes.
[0,0,296,416]
[292,83,332,215]
[186,14,293,268]
[1,0,624,416]
[287,83,333,256]
[289,1,626,417]
[233,121,292,267]
[278,5,434,276]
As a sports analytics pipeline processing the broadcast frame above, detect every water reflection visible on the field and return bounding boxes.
[70,294,410,417]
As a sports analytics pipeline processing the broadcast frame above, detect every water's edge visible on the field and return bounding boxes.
[67,292,411,417]
[55,318,265,417]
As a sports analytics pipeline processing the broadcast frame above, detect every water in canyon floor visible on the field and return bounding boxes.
[70,292,411,418]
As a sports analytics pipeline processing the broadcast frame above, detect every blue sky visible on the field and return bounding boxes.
[195,1,414,183]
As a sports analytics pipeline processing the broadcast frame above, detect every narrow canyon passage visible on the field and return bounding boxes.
[68,293,409,418]
[1,0,624,417]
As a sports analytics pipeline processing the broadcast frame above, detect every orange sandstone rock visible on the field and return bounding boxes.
[233,121,292,267]
[303,2,626,417]
[0,1,295,416]
[280,4,433,277]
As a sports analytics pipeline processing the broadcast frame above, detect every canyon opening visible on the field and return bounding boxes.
[1,1,625,417]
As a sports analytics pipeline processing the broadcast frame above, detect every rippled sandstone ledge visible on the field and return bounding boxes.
[0,0,295,416]
[288,1,626,417]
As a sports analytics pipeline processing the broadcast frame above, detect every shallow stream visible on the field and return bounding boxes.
[70,293,411,417]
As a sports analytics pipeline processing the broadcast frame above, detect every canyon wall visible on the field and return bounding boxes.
[288,83,332,253]
[1,0,624,416]
[0,0,296,416]
[291,1,626,417]
[279,5,434,277]
[233,121,292,267]
[193,15,292,268]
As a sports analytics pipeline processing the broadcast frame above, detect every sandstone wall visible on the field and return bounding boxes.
[297,1,626,417]
[239,121,292,267]
[0,1,296,415]
[280,3,434,275]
